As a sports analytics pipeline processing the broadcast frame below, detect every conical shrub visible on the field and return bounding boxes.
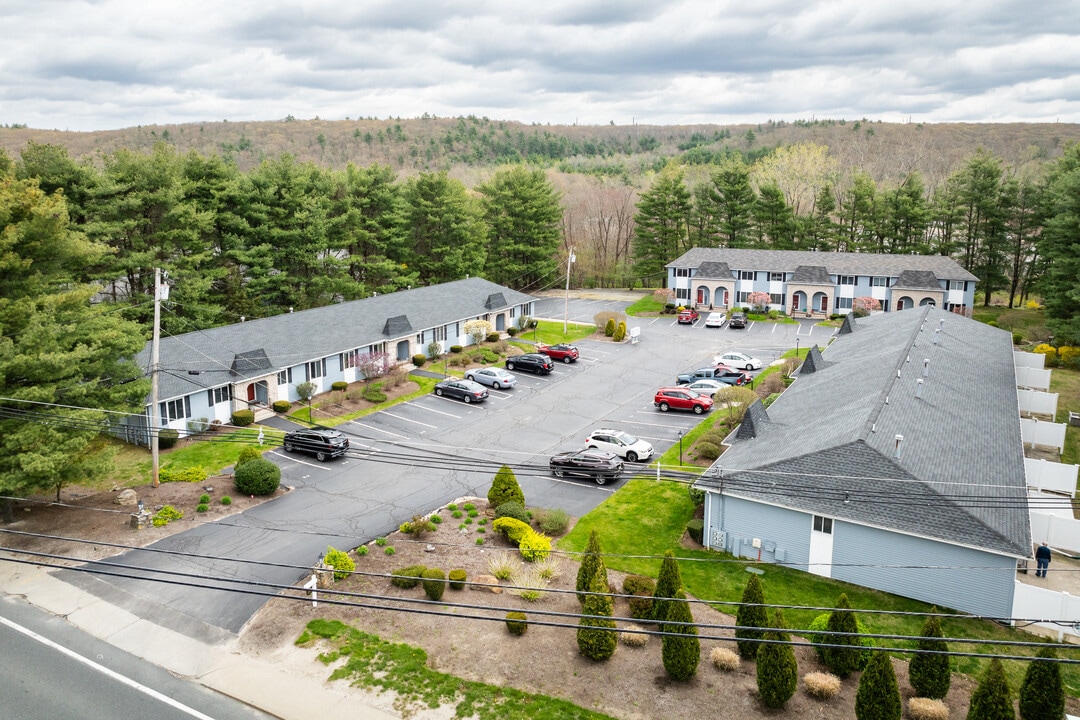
[756,609,797,708]
[662,589,700,681]
[823,593,862,678]
[576,530,607,605]
[909,608,951,699]
[651,550,683,624]
[577,575,617,661]
[967,658,1015,720]
[735,574,767,660]
[856,651,902,720]
[488,464,525,508]
[1019,645,1064,720]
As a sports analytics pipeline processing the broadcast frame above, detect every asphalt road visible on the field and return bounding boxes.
[0,597,274,720]
[58,297,829,634]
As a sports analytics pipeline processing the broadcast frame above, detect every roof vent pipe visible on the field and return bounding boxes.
[894,434,904,459]
[933,329,940,345]
[289,307,294,313]
[923,359,930,377]
[939,318,945,329]
[240,316,245,322]
[897,369,901,379]
[916,378,924,398]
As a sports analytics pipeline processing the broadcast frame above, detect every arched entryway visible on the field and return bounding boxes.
[919,297,936,307]
[495,314,505,331]
[396,340,410,361]
[246,380,269,405]
[813,292,829,314]
[792,291,807,312]
[696,286,710,306]
[896,296,914,311]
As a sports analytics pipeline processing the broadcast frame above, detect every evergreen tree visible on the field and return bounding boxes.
[735,574,767,660]
[477,166,562,290]
[632,164,692,283]
[1019,645,1064,720]
[756,609,797,708]
[403,171,486,285]
[662,589,700,681]
[967,658,1015,720]
[651,550,683,624]
[577,575,617,661]
[909,608,951,699]
[1038,143,1080,343]
[487,465,525,508]
[823,593,862,678]
[856,651,902,720]
[575,530,608,605]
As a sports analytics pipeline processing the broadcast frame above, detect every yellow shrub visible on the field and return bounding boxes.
[1026,299,1043,310]
[1033,343,1057,357]
[1059,345,1080,363]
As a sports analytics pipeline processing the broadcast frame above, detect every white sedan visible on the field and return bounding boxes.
[464,367,517,389]
[704,312,727,328]
[713,351,763,371]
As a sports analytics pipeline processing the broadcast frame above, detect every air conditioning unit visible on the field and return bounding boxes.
[711,530,726,547]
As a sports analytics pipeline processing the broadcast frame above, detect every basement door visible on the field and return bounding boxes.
[808,515,834,578]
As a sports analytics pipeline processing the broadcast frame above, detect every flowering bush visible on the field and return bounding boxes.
[748,292,771,312]
[852,296,881,317]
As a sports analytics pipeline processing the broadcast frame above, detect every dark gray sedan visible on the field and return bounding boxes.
[549,449,624,485]
[433,378,489,403]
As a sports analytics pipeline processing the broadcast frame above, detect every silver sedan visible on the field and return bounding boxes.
[464,367,518,389]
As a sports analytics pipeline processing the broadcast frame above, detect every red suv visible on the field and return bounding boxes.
[537,342,580,363]
[654,387,713,414]
[677,309,699,324]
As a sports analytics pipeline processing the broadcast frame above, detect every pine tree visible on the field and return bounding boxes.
[967,658,1015,720]
[662,589,700,681]
[909,608,951,699]
[577,575,616,661]
[487,464,525,508]
[823,593,862,678]
[651,551,683,624]
[575,530,607,605]
[1019,646,1064,720]
[735,574,767,660]
[756,609,797,708]
[856,651,902,720]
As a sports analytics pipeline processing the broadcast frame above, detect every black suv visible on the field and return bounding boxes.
[506,353,554,375]
[729,312,747,329]
[282,428,349,461]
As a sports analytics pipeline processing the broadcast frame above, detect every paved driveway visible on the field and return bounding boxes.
[59,298,828,634]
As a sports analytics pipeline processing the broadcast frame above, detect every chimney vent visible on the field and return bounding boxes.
[923,359,930,377]
[916,378,924,398]
[933,329,940,345]
[894,434,904,459]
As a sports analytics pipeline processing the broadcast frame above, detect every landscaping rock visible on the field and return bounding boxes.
[470,574,503,593]
[114,489,138,506]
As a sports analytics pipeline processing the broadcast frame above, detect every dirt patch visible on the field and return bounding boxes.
[237,498,987,720]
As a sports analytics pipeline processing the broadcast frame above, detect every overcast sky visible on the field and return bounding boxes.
[4,1,1079,132]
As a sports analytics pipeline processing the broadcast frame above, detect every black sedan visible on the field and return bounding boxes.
[549,449,624,485]
[433,378,489,403]
[283,427,350,461]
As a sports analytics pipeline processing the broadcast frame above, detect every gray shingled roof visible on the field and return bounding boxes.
[894,269,945,290]
[668,248,978,282]
[697,306,1030,557]
[790,265,833,284]
[138,278,534,402]
[695,261,731,279]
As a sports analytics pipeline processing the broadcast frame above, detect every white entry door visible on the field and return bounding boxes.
[808,516,834,578]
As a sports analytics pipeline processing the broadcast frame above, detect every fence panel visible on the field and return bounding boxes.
[1016,366,1052,390]
[1018,389,1059,417]
[1015,350,1046,369]
[1026,459,1079,496]
[1021,418,1067,452]
[1013,581,1080,640]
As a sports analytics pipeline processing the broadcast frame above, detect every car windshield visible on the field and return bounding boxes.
[612,431,637,444]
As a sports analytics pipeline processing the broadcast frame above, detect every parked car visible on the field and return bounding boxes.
[549,449,624,485]
[714,351,763,370]
[537,342,580,363]
[728,312,747,329]
[585,429,654,462]
[683,379,726,397]
[676,364,740,385]
[704,312,726,328]
[506,353,554,375]
[464,367,517,389]
[677,308,700,324]
[433,378,489,403]
[282,427,350,461]
[654,387,714,414]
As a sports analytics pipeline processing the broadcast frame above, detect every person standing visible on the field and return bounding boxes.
[1035,542,1052,578]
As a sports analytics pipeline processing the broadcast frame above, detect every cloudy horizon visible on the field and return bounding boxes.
[3,0,1079,132]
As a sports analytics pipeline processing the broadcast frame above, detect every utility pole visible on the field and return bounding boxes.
[562,247,576,335]
[150,268,164,488]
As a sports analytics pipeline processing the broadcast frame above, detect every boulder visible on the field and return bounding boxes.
[115,489,138,506]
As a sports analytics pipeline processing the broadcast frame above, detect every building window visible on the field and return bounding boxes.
[769,293,783,305]
[737,291,749,303]
[434,325,447,342]
[813,516,833,534]
[675,268,690,277]
[675,288,690,300]
[836,297,853,309]
[307,359,326,380]
[739,270,755,280]
[871,276,888,287]
[277,367,293,384]
[161,398,190,424]
[838,275,856,285]
[949,280,965,291]
[769,272,784,282]
[207,386,231,405]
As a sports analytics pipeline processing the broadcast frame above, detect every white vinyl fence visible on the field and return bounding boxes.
[1021,418,1067,452]
[1018,389,1059,418]
[1026,458,1079,496]
[1013,581,1080,640]
[1016,366,1052,391]
[1030,511,1080,553]
[1015,350,1046,369]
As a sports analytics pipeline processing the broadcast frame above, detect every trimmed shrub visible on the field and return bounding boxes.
[808,612,875,667]
[505,611,527,636]
[199,493,211,504]
[517,529,551,562]
[159,465,208,483]
[421,568,446,601]
[1019,645,1064,720]
[236,446,262,468]
[488,465,525,508]
[1013,332,1024,345]
[823,593,863,678]
[804,672,842,700]
[908,698,949,720]
[909,609,950,699]
[620,624,649,647]
[324,546,355,580]
[196,503,209,513]
[271,400,291,413]
[604,317,616,336]
[355,545,369,556]
[576,530,608,605]
[652,551,683,624]
[390,565,427,589]
[662,589,700,681]
[711,647,741,671]
[363,385,387,403]
[233,458,280,496]
[399,514,437,537]
[506,326,518,337]
[151,505,183,527]
[694,441,721,461]
[534,507,570,536]
[688,485,705,506]
[331,381,348,392]
[856,651,902,720]
[448,569,467,590]
[757,609,798,708]
[577,576,617,661]
[495,501,530,524]
[624,575,656,620]
[220,496,232,505]
[485,332,501,342]
[411,353,427,367]
[158,428,180,449]
[450,345,463,353]
[612,321,627,342]
[736,574,767,660]
[686,518,704,544]
[231,409,255,426]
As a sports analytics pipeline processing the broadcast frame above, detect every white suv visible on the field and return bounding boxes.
[585,429,654,463]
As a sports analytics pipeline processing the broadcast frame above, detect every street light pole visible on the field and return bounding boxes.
[678,430,684,466]
[563,247,576,335]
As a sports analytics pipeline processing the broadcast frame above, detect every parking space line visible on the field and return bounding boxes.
[348,421,409,439]
[404,401,461,418]
[267,449,335,469]
[382,410,438,428]
[546,476,618,493]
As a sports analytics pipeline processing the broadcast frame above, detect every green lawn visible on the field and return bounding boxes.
[625,294,666,316]
[559,478,1080,696]
[512,319,597,346]
[972,305,1050,344]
